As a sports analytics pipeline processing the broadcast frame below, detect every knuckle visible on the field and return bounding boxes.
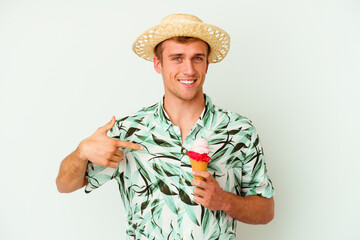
[110,146,117,154]
[110,139,118,147]
[105,152,113,159]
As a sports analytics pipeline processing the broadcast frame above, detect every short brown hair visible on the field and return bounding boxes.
[154,37,211,63]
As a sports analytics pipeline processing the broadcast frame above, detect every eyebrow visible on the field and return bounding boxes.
[167,53,206,58]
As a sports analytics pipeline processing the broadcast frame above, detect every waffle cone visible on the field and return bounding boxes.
[190,158,208,180]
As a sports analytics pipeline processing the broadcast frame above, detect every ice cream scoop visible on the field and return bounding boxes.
[187,138,210,180]
[189,138,210,155]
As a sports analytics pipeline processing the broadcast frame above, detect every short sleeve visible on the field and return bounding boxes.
[84,163,118,193]
[84,120,121,194]
[241,125,275,198]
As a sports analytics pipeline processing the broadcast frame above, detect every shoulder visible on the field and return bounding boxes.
[211,104,261,151]
[109,102,159,139]
[117,102,158,125]
[211,103,255,134]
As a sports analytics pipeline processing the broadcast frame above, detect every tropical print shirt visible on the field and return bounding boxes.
[85,95,274,240]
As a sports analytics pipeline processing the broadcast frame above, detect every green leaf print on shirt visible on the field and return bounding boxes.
[85,95,274,239]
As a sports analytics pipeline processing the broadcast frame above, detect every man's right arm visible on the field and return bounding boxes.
[56,116,143,193]
[56,148,89,193]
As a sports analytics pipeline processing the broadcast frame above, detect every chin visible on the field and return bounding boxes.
[177,92,202,102]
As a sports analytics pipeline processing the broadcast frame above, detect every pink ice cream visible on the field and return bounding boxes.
[190,138,210,154]
[187,138,210,163]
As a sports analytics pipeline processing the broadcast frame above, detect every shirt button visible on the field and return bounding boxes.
[180,235,183,239]
[180,206,184,211]
[181,178,185,182]
[182,149,187,154]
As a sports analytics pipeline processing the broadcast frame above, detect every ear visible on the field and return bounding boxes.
[153,56,162,74]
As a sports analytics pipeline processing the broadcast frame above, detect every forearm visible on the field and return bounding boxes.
[222,192,274,224]
[56,148,88,193]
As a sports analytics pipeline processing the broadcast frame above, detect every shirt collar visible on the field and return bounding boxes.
[156,94,214,130]
[157,96,172,130]
[196,94,214,128]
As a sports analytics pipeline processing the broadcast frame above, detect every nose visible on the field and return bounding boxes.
[182,60,196,76]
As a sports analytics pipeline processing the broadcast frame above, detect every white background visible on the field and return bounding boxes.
[1,0,359,239]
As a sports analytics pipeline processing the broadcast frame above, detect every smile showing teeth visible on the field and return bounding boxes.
[179,80,196,85]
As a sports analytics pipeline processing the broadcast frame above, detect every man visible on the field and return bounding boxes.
[56,13,275,239]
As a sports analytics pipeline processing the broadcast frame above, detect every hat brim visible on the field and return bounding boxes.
[132,21,230,63]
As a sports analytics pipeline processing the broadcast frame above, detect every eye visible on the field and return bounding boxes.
[172,57,181,61]
[194,56,204,61]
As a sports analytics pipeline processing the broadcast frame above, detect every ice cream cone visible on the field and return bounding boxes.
[190,158,208,180]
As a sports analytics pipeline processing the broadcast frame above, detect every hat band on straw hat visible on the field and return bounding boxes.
[132,13,230,63]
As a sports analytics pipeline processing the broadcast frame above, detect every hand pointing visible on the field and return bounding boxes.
[77,116,143,168]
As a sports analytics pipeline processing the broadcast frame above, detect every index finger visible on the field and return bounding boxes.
[192,171,212,180]
[115,140,143,150]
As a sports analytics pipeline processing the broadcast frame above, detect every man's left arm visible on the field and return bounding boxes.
[191,171,274,225]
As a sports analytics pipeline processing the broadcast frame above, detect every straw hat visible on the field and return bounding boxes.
[132,13,230,63]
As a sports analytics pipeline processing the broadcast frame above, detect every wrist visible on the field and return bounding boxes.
[220,191,234,213]
[74,141,88,163]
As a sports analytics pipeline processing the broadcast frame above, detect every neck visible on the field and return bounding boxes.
[163,93,205,127]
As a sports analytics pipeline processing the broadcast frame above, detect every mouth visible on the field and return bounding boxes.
[178,79,197,88]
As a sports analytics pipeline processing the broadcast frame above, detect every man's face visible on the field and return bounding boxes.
[153,39,209,102]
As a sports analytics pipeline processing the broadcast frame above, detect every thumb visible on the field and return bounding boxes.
[98,116,116,133]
